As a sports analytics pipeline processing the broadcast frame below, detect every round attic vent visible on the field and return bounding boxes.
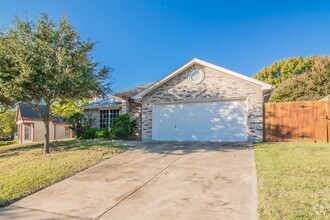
[189,69,205,84]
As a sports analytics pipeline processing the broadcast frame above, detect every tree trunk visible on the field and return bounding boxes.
[43,119,50,154]
[43,103,51,154]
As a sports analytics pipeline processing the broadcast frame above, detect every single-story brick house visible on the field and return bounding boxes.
[82,58,272,142]
[16,104,72,143]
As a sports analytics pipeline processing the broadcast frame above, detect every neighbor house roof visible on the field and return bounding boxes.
[17,104,66,123]
[113,82,155,98]
[133,58,273,100]
[320,95,330,101]
[80,99,122,110]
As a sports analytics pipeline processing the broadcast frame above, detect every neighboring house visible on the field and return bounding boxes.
[16,104,72,144]
[83,58,272,142]
[320,95,330,101]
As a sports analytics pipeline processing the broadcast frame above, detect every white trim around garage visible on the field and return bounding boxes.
[151,97,248,106]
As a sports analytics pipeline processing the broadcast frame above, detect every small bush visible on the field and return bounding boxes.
[95,129,109,139]
[79,128,99,139]
[110,114,137,140]
[0,141,16,147]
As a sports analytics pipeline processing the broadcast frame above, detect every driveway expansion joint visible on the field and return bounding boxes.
[96,153,184,219]
[11,205,90,220]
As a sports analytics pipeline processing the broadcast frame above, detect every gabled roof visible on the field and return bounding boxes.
[80,99,122,110]
[113,82,155,98]
[17,104,66,123]
[133,58,273,100]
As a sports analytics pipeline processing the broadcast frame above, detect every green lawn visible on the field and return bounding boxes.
[254,142,330,219]
[0,139,126,207]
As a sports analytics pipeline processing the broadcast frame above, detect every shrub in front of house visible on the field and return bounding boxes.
[110,114,137,140]
[78,128,108,139]
[95,129,109,139]
[79,128,99,139]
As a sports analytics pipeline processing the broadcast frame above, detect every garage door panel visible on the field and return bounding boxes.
[152,100,247,142]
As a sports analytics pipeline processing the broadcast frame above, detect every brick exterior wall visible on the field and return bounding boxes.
[126,98,142,139]
[139,64,264,142]
[83,109,100,128]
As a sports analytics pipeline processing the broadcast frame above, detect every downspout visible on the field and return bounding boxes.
[262,88,273,142]
[54,123,56,140]
[263,91,272,103]
[20,117,25,144]
[20,124,23,144]
[32,123,34,142]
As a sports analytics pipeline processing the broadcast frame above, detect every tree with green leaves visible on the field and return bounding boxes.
[0,110,16,138]
[51,99,89,138]
[254,56,330,102]
[51,99,88,118]
[254,56,315,87]
[269,56,330,102]
[0,14,112,153]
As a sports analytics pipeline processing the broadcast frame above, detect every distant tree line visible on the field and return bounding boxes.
[0,110,16,138]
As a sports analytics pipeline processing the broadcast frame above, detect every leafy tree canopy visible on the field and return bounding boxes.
[51,99,88,118]
[269,56,330,102]
[254,56,315,87]
[0,14,112,153]
[254,56,330,102]
[51,98,89,138]
[0,110,16,137]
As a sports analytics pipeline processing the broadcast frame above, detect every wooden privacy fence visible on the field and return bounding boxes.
[264,101,330,142]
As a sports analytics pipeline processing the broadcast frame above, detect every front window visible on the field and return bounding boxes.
[100,109,120,129]
[110,109,120,125]
[100,110,110,129]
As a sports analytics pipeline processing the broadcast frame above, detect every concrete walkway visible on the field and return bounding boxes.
[0,142,257,220]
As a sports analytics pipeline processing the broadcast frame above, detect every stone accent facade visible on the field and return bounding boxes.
[125,98,142,139]
[83,109,100,128]
[139,64,264,142]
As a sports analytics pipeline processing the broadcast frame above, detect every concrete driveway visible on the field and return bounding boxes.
[0,142,257,220]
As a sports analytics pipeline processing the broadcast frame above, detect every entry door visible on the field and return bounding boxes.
[152,100,247,141]
[23,124,32,142]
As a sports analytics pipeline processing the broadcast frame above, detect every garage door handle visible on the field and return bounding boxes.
[174,125,176,129]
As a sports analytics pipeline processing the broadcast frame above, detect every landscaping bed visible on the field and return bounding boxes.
[0,139,126,207]
[254,142,329,219]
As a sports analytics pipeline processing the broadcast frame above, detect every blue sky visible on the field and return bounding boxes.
[1,0,330,92]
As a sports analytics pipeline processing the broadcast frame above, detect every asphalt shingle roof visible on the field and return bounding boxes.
[113,82,155,98]
[18,104,66,123]
[80,99,122,109]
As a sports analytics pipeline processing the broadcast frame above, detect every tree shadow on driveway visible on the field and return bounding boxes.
[118,140,254,155]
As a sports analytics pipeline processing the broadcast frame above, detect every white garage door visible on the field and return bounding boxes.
[152,100,247,142]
